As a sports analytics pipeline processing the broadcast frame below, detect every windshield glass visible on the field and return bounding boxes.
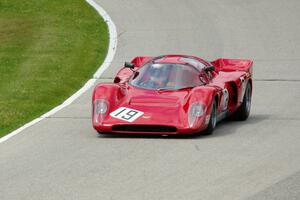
[129,63,201,90]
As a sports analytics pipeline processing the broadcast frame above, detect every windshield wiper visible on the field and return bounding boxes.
[157,88,172,92]
[176,86,195,91]
[157,86,194,92]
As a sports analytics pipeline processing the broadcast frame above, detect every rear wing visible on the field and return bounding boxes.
[211,58,253,75]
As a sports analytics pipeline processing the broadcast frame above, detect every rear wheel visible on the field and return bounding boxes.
[232,82,252,121]
[202,100,217,135]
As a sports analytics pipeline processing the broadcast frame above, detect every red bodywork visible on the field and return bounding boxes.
[92,55,253,135]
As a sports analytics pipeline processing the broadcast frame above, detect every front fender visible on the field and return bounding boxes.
[92,83,125,107]
[187,86,218,116]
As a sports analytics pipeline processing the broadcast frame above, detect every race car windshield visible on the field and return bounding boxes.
[129,63,201,90]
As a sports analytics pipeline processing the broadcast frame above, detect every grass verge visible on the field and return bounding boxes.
[0,0,108,137]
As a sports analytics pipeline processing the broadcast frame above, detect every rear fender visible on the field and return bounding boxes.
[228,75,252,107]
[131,56,153,67]
[114,56,153,84]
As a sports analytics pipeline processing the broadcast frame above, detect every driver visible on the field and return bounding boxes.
[140,64,170,89]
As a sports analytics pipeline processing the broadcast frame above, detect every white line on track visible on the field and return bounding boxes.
[0,0,117,144]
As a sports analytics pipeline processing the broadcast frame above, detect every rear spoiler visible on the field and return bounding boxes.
[130,56,153,68]
[211,58,253,74]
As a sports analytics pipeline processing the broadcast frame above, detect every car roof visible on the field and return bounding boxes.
[152,55,208,71]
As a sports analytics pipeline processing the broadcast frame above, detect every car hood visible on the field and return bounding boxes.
[129,95,179,107]
[105,87,191,127]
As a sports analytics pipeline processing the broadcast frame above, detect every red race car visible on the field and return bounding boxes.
[92,55,253,135]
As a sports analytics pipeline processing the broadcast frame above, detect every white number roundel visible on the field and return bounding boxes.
[110,107,144,122]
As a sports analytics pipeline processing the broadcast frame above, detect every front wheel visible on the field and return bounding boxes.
[202,100,217,135]
[97,131,109,135]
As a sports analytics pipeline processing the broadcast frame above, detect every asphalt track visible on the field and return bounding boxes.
[1,0,300,199]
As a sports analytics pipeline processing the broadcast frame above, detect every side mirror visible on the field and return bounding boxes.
[124,62,135,69]
[205,65,215,72]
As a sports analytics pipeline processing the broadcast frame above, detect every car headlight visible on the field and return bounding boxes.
[93,99,109,123]
[188,103,205,128]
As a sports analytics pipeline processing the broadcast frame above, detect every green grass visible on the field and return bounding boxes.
[0,0,108,137]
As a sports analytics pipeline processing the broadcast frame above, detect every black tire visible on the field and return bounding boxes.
[232,82,252,121]
[97,131,109,135]
[202,99,217,135]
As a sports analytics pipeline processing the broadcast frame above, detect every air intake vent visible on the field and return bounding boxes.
[112,125,177,133]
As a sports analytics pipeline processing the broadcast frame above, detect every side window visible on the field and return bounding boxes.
[199,71,211,84]
[199,75,207,84]
[205,71,212,80]
[205,62,214,81]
